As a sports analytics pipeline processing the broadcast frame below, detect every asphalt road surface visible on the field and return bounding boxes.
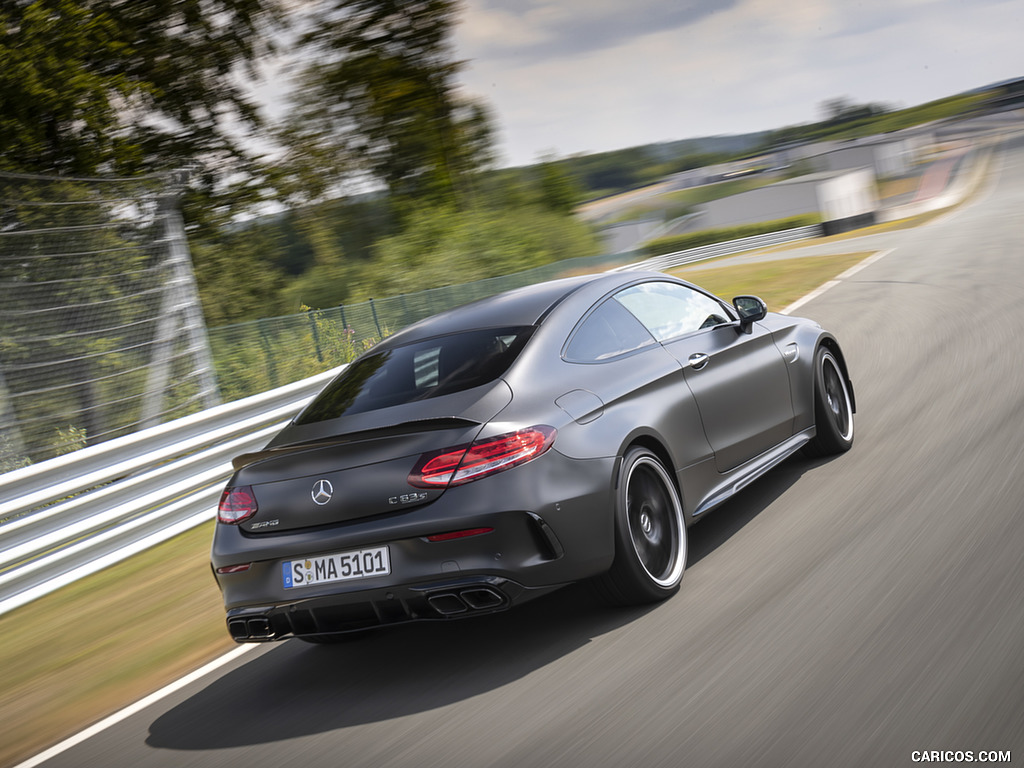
[35,133,1024,768]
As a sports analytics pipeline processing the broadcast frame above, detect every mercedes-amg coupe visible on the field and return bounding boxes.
[212,271,854,642]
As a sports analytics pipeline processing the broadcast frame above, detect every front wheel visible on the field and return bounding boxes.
[594,447,687,605]
[803,346,854,457]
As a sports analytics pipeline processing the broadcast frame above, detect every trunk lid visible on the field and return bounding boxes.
[232,382,511,534]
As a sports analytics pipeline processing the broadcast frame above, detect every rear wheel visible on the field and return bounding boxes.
[803,346,854,457]
[595,447,687,605]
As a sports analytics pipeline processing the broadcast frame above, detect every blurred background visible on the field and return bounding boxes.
[1,0,1022,466]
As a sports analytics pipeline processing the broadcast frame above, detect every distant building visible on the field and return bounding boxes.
[765,131,932,180]
[694,167,879,236]
[810,135,927,178]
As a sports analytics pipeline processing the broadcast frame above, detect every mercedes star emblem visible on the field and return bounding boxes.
[311,479,334,506]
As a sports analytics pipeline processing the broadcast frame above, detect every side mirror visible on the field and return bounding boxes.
[733,295,767,334]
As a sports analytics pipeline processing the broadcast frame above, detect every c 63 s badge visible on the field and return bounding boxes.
[389,492,428,506]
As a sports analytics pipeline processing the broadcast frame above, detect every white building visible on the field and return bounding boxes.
[695,167,879,236]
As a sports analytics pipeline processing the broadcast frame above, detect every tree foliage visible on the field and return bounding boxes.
[762,93,985,150]
[279,0,490,209]
[0,0,282,177]
[534,157,583,215]
[514,144,744,203]
[189,223,289,327]
[355,203,601,299]
[818,97,892,125]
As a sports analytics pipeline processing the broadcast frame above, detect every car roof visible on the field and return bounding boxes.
[377,274,597,347]
[372,270,691,352]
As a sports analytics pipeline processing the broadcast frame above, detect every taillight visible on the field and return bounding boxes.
[218,485,258,524]
[408,426,556,488]
[216,563,252,574]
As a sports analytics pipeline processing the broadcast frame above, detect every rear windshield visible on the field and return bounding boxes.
[294,326,534,425]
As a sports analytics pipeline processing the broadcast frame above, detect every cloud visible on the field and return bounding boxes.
[452,0,1024,165]
[459,0,739,61]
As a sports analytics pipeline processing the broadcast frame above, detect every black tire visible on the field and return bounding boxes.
[595,447,687,605]
[803,346,854,458]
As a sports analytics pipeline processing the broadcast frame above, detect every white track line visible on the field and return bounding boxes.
[16,244,900,767]
[781,248,894,315]
[13,645,259,768]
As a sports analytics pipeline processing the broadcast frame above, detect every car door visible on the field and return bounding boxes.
[553,295,714,473]
[614,281,795,473]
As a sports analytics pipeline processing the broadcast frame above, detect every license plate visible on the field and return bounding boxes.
[283,545,390,589]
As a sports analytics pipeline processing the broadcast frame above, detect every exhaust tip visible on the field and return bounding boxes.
[427,593,468,616]
[228,618,249,640]
[228,615,275,641]
[461,588,505,610]
[247,617,273,638]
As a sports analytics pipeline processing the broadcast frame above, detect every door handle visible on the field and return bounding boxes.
[688,353,710,371]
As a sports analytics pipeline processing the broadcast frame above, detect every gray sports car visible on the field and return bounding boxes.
[212,271,854,642]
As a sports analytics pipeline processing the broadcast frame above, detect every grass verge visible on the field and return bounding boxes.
[0,247,885,768]
[673,252,875,312]
[0,522,235,768]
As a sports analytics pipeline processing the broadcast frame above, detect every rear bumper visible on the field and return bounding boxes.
[212,451,617,641]
[225,575,562,642]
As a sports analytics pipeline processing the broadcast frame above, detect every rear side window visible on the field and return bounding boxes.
[295,326,533,424]
[564,299,656,362]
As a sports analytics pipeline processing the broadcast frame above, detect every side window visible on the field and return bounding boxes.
[614,281,731,341]
[564,298,656,362]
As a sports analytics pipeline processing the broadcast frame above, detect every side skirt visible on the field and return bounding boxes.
[691,428,815,518]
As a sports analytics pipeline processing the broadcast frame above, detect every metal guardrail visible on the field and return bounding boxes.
[0,225,823,617]
[611,225,821,273]
[0,366,342,617]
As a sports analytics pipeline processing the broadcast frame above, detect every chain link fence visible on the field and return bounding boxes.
[0,171,218,468]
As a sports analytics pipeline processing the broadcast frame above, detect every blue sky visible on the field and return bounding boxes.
[451,0,1024,165]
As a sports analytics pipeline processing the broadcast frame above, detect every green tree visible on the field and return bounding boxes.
[534,156,584,215]
[279,212,351,311]
[0,0,282,178]
[0,2,293,461]
[280,0,487,210]
[190,223,289,326]
[356,203,601,298]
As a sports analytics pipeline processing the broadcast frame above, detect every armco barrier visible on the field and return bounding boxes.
[612,225,821,273]
[0,365,343,617]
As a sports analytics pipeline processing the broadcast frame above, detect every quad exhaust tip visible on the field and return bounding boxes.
[461,588,505,610]
[427,593,468,616]
[427,586,507,616]
[228,616,274,641]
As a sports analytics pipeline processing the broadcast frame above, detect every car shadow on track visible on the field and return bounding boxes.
[687,454,824,566]
[147,454,823,753]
